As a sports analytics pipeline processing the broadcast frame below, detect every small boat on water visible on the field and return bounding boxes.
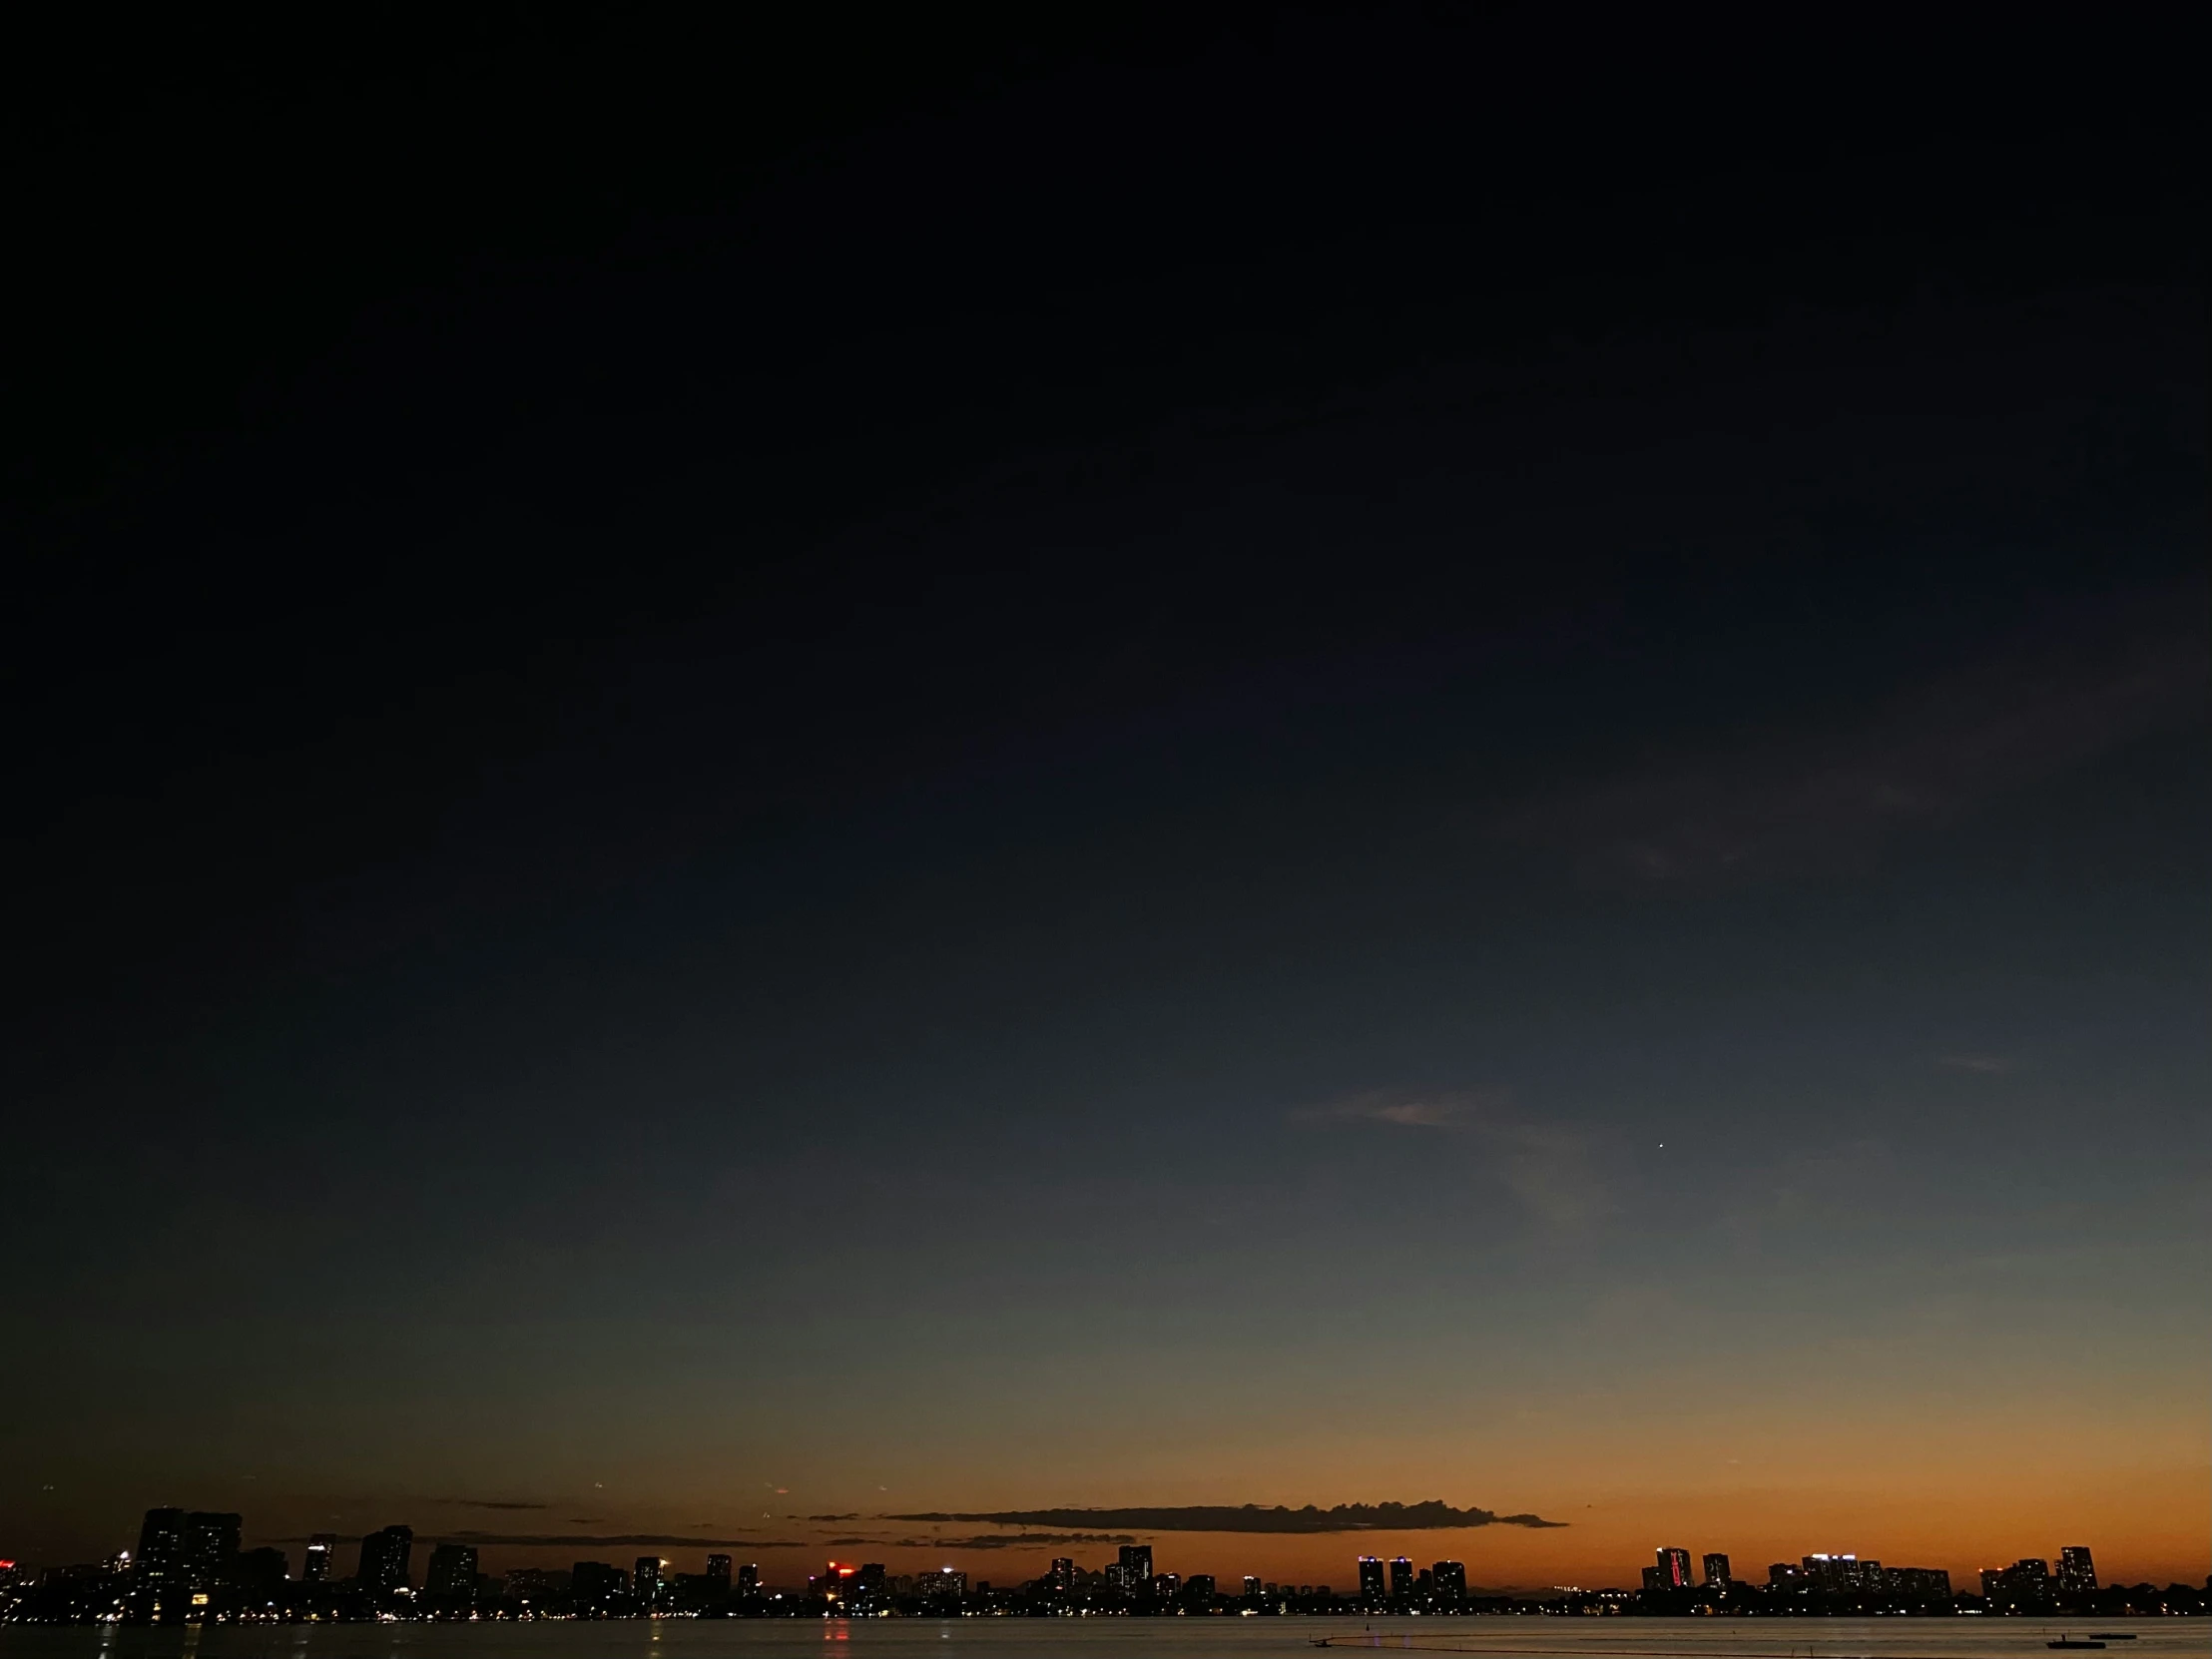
[2048,1641,2104,1650]
[2089,1637,2137,1642]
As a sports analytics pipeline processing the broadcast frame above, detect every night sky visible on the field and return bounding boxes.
[4,12,2205,1592]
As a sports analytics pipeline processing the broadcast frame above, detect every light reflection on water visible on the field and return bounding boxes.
[2,1623,2203,1659]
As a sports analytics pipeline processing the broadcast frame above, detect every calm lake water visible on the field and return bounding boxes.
[2,1621,2204,1659]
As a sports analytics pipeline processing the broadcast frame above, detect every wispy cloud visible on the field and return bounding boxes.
[1484,1120,1611,1230]
[832,1532,1137,1550]
[1294,1090,1609,1229]
[1291,1091,1479,1129]
[885,1502,1564,1533]
[1937,1053,2026,1075]
[1497,587,2205,885]
[437,1532,798,1548]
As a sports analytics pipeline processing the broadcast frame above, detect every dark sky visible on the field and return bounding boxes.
[3,10,2204,1587]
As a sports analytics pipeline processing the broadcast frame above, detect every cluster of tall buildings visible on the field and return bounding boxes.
[128,1508,244,1612]
[1764,1552,1954,1603]
[1627,1544,2105,1611]
[1354,1554,1470,1611]
[5,1503,2179,1625]
[1025,1546,1468,1614]
[20,1508,774,1623]
[130,1511,476,1619]
[1980,1548,2099,1610]
[1631,1545,1953,1606]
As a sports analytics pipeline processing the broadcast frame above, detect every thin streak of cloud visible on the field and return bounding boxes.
[1291,1089,1499,1129]
[1496,585,2206,885]
[830,1532,1137,1550]
[1938,1053,2025,1074]
[885,1502,1565,1533]
[423,1532,800,1549]
[1293,1089,1610,1230]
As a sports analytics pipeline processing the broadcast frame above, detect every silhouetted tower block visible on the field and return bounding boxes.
[1358,1556,1385,1606]
[1118,1544,1153,1587]
[184,1513,240,1592]
[571,1561,626,1610]
[135,1509,187,1594]
[357,1526,414,1596]
[425,1543,478,1603]
[2058,1548,2097,1594]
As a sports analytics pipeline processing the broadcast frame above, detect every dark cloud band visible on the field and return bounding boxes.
[883,1502,1565,1532]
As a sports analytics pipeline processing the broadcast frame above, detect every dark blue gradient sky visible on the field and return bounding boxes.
[3,10,2204,1590]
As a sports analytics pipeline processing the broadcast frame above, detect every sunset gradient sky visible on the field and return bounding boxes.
[4,11,2204,1596]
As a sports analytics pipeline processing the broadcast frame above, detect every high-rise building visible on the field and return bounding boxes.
[424,1544,478,1604]
[1358,1556,1385,1606]
[2058,1547,2097,1594]
[1433,1560,1467,1606]
[706,1555,733,1592]
[1702,1553,1731,1587]
[572,1561,628,1612]
[504,1568,570,1610]
[302,1534,338,1584]
[1892,1567,1951,1601]
[633,1557,665,1608]
[1244,1575,1264,1602]
[232,1547,288,1600]
[358,1527,414,1597]
[1804,1553,1870,1593]
[1389,1557,1414,1603]
[1981,1558,2051,1610]
[183,1513,241,1591]
[917,1568,966,1600]
[1657,1548,1692,1590]
[738,1562,761,1593]
[1119,1544,1153,1588]
[135,1509,188,1596]
[1187,1574,1215,1600]
[832,1562,884,1614]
